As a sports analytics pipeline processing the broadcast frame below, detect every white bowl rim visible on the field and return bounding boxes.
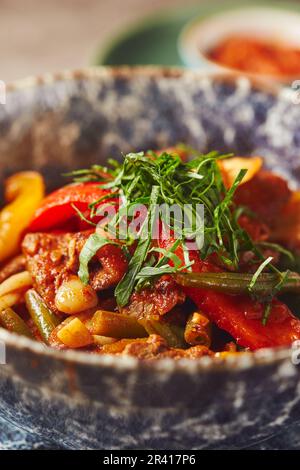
[178,4,300,81]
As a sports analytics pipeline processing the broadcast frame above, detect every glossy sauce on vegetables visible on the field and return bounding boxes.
[0,149,300,359]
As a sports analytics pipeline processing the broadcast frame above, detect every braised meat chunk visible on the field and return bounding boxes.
[120,275,186,320]
[98,334,213,360]
[22,231,128,313]
[0,254,26,283]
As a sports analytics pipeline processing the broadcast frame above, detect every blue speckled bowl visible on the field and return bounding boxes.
[0,67,300,450]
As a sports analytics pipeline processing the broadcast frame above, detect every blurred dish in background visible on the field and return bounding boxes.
[208,36,300,78]
[96,0,300,81]
[179,5,300,82]
[94,7,197,67]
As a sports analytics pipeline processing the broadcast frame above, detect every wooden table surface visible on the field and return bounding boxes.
[0,0,183,83]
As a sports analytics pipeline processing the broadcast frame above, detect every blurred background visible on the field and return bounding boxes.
[1,0,300,82]
[0,0,182,81]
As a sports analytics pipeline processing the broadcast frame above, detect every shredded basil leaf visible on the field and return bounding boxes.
[71,147,293,307]
[249,256,273,292]
[78,233,118,284]
[114,185,160,307]
[262,302,272,326]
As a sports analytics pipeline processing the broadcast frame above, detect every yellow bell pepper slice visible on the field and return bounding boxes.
[0,172,44,262]
[218,157,263,189]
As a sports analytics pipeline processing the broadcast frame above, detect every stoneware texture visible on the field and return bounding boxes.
[0,67,300,449]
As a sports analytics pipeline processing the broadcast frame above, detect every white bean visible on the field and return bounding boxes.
[55,276,98,314]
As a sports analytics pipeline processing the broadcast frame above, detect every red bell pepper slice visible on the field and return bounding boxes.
[184,282,300,350]
[28,183,114,232]
[159,237,300,350]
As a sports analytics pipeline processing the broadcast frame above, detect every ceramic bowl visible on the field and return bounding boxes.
[179,5,300,83]
[0,67,300,449]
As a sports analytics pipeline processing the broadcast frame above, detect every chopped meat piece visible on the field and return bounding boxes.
[98,334,213,360]
[237,215,280,270]
[238,215,269,242]
[22,231,128,313]
[120,275,186,320]
[169,344,213,359]
[97,337,147,355]
[0,255,26,283]
[90,244,128,290]
[234,171,291,226]
[270,192,300,250]
[67,232,128,290]
[122,334,168,358]
[22,232,73,312]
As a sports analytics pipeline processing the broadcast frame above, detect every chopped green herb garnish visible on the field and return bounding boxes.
[71,148,293,309]
[249,256,274,293]
[262,302,272,326]
[78,233,119,284]
[114,185,160,307]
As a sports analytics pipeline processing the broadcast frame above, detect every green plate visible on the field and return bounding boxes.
[94,1,300,67]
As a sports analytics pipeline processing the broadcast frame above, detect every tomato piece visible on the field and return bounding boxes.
[28,183,114,232]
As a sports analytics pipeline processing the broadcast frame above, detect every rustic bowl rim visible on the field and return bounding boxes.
[1,65,294,373]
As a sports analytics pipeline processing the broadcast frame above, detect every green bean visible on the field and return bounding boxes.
[91,310,147,338]
[0,307,34,338]
[25,289,60,343]
[174,271,300,296]
[139,319,186,348]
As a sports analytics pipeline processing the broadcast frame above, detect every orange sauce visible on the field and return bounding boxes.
[207,36,300,77]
